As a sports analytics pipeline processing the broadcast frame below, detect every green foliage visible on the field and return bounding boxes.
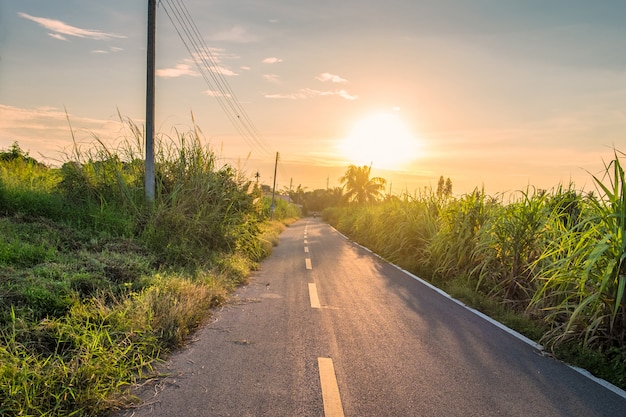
[140,132,262,264]
[428,188,493,281]
[259,195,301,221]
[531,151,626,349]
[339,164,387,205]
[330,154,626,388]
[0,144,68,220]
[0,130,284,416]
[471,188,551,308]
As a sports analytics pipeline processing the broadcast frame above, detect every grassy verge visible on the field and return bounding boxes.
[324,151,626,390]
[0,136,299,416]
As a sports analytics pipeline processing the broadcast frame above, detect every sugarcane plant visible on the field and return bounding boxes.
[531,150,626,349]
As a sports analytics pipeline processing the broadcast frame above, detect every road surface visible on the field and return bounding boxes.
[116,218,626,417]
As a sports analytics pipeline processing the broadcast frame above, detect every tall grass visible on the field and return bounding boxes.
[0,123,278,416]
[532,151,626,348]
[428,188,494,281]
[259,195,301,221]
[470,188,551,309]
[327,151,626,386]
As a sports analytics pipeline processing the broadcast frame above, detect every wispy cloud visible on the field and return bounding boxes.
[191,49,239,76]
[157,53,239,78]
[204,89,232,98]
[316,73,347,83]
[208,25,258,43]
[18,12,126,41]
[49,33,67,41]
[157,62,200,78]
[213,66,238,76]
[264,88,358,100]
[262,57,283,64]
[263,74,281,83]
[91,46,124,54]
[0,104,123,162]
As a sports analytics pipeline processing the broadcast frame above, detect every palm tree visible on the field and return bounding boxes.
[339,164,387,205]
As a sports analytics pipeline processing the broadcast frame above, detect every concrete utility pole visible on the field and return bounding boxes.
[270,152,279,220]
[145,0,156,202]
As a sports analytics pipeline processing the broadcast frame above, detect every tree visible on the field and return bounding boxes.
[302,187,344,213]
[0,142,42,166]
[339,165,387,205]
[436,175,453,198]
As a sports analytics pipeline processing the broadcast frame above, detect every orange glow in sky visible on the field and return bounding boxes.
[1,1,625,195]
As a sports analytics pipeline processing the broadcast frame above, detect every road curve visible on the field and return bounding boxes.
[115,218,626,417]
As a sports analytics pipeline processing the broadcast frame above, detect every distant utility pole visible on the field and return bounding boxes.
[145,0,156,202]
[270,152,279,220]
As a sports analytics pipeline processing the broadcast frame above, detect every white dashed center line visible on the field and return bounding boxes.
[308,283,321,308]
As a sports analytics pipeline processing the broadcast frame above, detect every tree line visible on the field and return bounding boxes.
[268,164,452,215]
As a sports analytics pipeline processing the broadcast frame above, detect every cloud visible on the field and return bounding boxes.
[240,65,252,71]
[263,74,281,83]
[91,46,124,54]
[199,47,239,61]
[208,25,257,43]
[204,89,232,98]
[157,62,199,78]
[316,73,348,83]
[264,88,358,100]
[157,56,238,78]
[18,12,126,41]
[213,65,238,76]
[262,57,283,64]
[0,105,124,163]
[335,90,359,100]
[49,33,67,41]
[186,50,240,76]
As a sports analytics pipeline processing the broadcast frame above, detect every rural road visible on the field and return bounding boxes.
[116,218,626,417]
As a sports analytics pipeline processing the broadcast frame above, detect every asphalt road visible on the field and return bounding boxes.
[116,218,626,417]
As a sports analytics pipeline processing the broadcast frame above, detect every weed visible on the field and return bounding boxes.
[0,130,281,416]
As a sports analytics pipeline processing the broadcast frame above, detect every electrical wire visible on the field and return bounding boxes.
[159,0,274,158]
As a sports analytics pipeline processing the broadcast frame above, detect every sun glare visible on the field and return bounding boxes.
[338,112,421,169]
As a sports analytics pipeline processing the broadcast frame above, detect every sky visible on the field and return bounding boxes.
[1,0,625,196]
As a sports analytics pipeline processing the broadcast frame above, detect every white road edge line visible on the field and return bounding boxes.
[308,283,321,308]
[318,357,346,417]
[328,225,626,400]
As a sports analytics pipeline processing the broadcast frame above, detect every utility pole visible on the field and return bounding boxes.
[145,0,156,202]
[270,152,279,220]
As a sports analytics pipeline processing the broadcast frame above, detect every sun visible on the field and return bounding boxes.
[338,112,421,169]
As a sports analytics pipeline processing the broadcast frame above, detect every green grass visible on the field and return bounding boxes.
[327,151,626,390]
[0,135,297,416]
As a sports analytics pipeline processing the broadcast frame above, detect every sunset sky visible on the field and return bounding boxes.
[1,0,625,195]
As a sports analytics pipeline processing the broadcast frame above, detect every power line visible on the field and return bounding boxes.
[159,0,273,157]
